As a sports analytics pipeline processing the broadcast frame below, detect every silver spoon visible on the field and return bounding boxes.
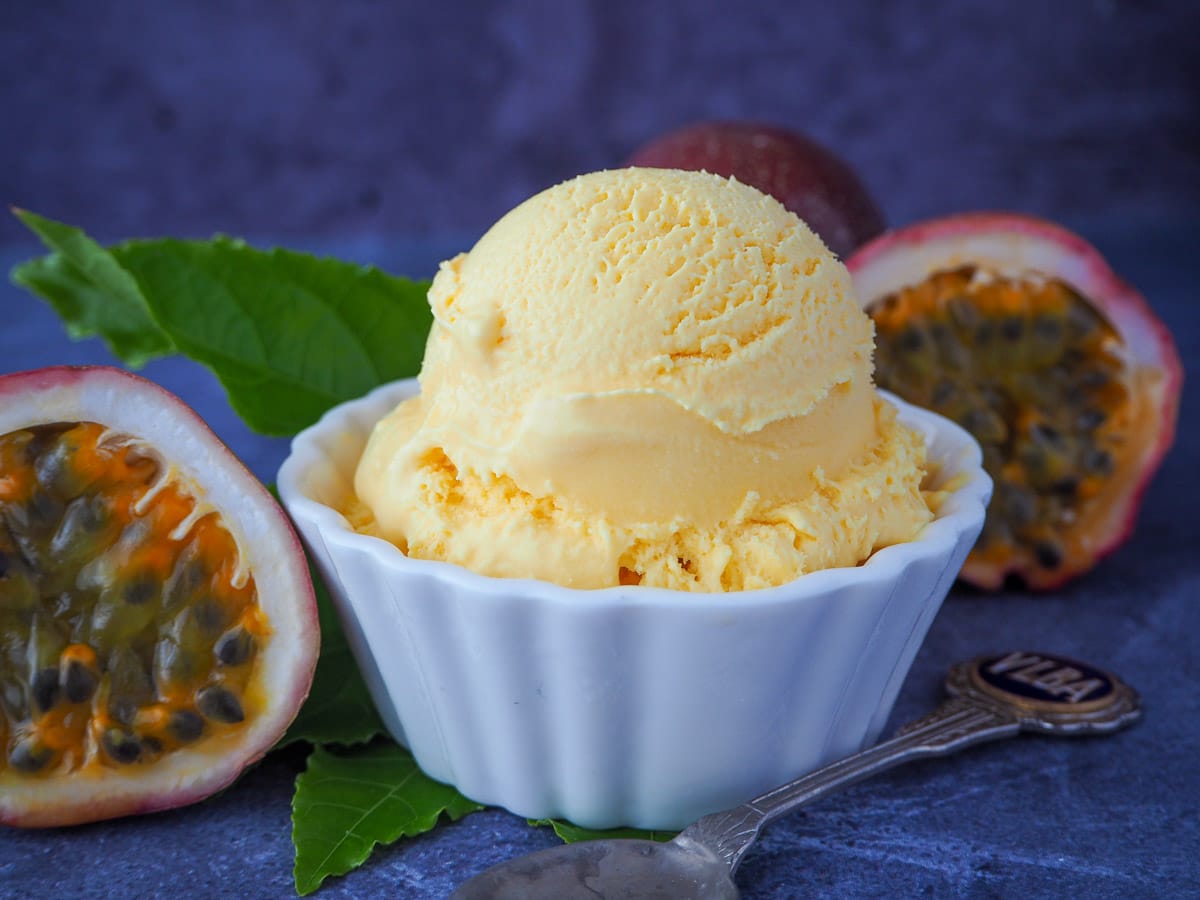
[451,650,1140,899]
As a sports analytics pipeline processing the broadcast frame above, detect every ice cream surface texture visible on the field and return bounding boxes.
[353,168,933,591]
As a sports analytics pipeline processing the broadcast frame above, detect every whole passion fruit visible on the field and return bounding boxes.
[849,213,1182,590]
[0,366,318,827]
[626,121,886,258]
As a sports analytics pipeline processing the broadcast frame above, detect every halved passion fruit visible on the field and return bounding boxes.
[0,366,318,827]
[849,213,1182,590]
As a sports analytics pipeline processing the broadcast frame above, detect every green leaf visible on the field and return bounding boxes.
[9,212,435,436]
[10,209,174,366]
[528,818,676,844]
[281,560,386,748]
[111,237,432,435]
[292,742,484,895]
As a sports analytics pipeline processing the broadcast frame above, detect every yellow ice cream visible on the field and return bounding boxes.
[353,168,933,591]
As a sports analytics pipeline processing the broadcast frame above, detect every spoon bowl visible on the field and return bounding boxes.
[453,837,736,900]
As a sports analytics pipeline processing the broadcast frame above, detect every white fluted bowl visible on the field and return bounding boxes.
[277,379,991,829]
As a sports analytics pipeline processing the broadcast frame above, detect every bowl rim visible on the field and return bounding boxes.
[277,378,992,612]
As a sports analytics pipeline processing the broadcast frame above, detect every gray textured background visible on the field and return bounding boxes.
[3,0,1198,254]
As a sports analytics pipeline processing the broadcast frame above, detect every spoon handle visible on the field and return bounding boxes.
[677,693,1020,873]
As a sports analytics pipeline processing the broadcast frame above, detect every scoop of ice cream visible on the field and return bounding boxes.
[353,168,932,590]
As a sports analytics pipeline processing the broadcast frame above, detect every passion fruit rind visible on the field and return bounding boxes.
[849,213,1182,590]
[0,366,318,827]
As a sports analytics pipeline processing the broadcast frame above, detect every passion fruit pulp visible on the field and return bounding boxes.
[850,214,1182,590]
[0,366,318,827]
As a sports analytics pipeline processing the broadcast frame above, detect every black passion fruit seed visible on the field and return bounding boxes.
[167,709,206,744]
[62,649,100,704]
[196,685,245,725]
[214,626,256,667]
[0,421,268,779]
[101,727,143,765]
[9,736,55,773]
